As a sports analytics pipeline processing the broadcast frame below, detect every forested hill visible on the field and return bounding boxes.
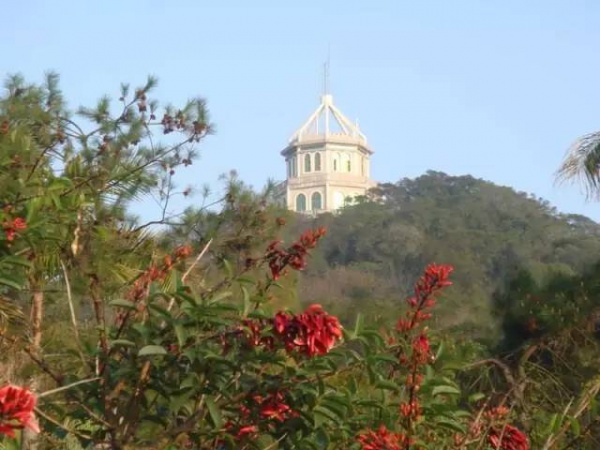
[296,171,600,341]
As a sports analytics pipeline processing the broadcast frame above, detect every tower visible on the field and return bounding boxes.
[279,78,375,214]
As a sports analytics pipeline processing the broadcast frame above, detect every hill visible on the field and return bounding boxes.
[294,171,600,342]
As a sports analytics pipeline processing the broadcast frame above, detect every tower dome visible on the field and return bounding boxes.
[279,91,375,214]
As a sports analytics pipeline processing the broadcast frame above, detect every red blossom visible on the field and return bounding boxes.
[225,391,295,442]
[174,245,192,259]
[357,425,410,450]
[413,334,430,354]
[240,305,342,358]
[2,217,27,242]
[273,304,342,357]
[0,385,39,438]
[487,424,529,450]
[399,400,421,420]
[223,421,259,441]
[12,218,26,230]
[115,245,193,326]
[257,392,293,422]
[265,228,326,280]
[411,334,431,364]
[236,424,258,438]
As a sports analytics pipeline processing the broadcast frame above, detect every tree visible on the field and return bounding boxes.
[298,171,600,340]
[556,130,600,198]
[0,73,212,354]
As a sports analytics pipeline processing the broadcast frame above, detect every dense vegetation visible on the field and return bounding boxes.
[0,74,599,449]
[295,171,600,341]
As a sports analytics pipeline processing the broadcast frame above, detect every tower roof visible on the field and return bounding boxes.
[288,94,369,147]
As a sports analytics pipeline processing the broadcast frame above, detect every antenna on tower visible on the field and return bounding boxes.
[323,46,331,97]
[323,46,331,135]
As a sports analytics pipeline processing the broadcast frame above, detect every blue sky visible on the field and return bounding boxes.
[3,0,600,221]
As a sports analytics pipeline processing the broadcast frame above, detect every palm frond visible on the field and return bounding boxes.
[556,131,600,199]
[0,296,27,332]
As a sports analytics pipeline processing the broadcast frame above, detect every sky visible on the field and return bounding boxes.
[2,0,600,221]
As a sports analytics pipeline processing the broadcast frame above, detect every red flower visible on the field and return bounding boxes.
[239,306,342,358]
[259,392,292,422]
[223,421,258,441]
[413,334,430,354]
[411,333,431,365]
[273,304,342,357]
[299,227,326,249]
[0,385,39,437]
[413,263,453,301]
[357,425,410,450]
[12,218,26,230]
[2,217,27,242]
[487,424,529,450]
[265,228,326,280]
[236,424,258,439]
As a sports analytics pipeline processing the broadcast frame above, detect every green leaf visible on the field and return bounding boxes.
[0,277,23,290]
[138,345,167,356]
[371,354,399,364]
[237,276,255,285]
[468,392,486,403]
[174,324,187,347]
[222,258,233,278]
[568,415,581,437]
[207,290,233,305]
[109,299,137,310]
[1,256,33,269]
[111,339,136,347]
[313,406,338,425]
[435,418,466,434]
[435,342,445,360]
[375,380,401,393]
[241,286,251,317]
[315,427,330,448]
[432,385,461,397]
[205,397,222,429]
[352,313,364,338]
[545,413,560,435]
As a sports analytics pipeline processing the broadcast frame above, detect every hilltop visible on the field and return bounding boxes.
[294,171,600,341]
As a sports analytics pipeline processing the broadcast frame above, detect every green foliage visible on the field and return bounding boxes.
[2,73,599,450]
[299,171,600,341]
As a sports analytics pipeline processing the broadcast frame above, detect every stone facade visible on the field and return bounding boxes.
[278,94,375,214]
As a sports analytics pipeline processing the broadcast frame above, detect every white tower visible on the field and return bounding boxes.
[280,70,375,214]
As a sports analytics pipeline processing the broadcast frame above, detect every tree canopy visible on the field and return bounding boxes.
[297,171,600,341]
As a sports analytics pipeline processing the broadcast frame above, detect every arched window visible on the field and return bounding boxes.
[342,153,351,173]
[314,153,321,171]
[361,157,365,176]
[304,154,311,173]
[333,153,341,172]
[311,192,322,210]
[296,193,306,212]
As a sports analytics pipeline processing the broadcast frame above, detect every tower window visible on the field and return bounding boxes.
[333,153,341,172]
[296,193,306,212]
[304,154,311,173]
[291,157,297,177]
[342,153,350,173]
[314,152,321,171]
[311,192,322,210]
